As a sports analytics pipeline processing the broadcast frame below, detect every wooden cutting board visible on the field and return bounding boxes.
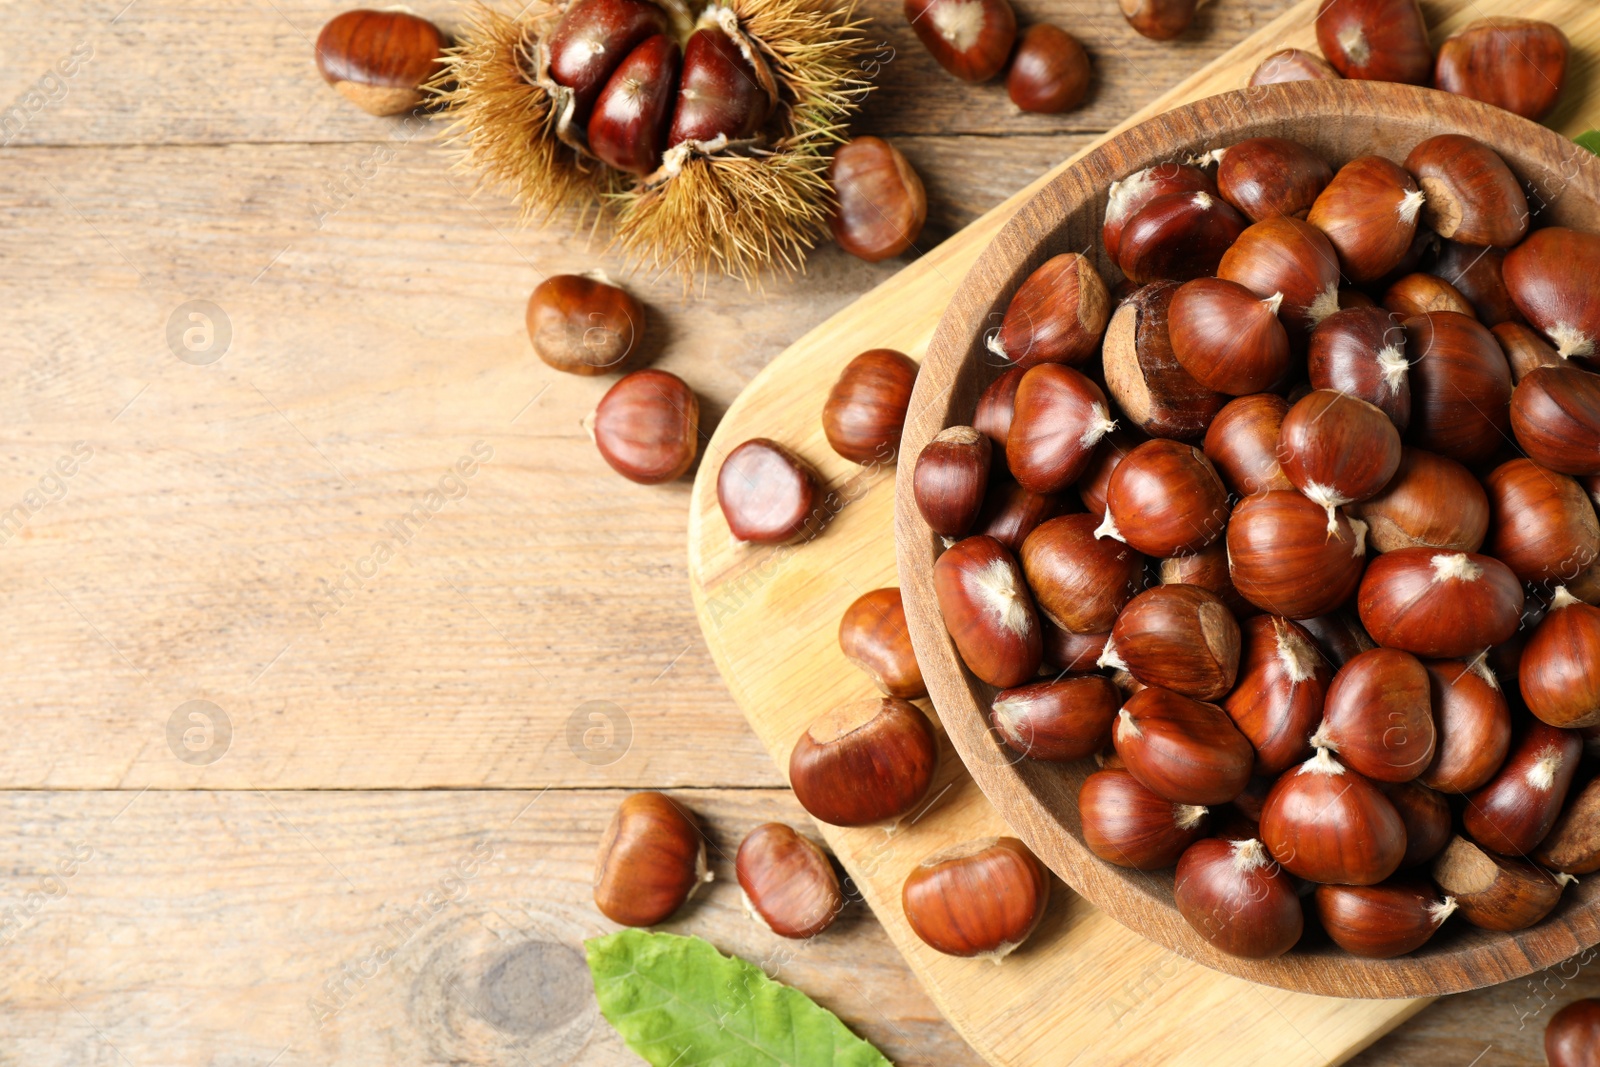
[687,2,1600,1064]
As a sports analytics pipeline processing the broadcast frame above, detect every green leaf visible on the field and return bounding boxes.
[1574,130,1600,157]
[586,929,894,1067]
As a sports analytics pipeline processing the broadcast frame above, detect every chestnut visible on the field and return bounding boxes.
[1403,311,1513,464]
[1102,282,1228,439]
[594,792,712,927]
[822,348,919,464]
[991,675,1122,762]
[315,8,444,116]
[1404,135,1529,250]
[1504,228,1600,361]
[1314,879,1456,959]
[1307,157,1425,285]
[1174,837,1303,959]
[1432,834,1568,931]
[1226,491,1368,620]
[1006,24,1091,114]
[1020,514,1143,634]
[1260,747,1407,885]
[1119,0,1197,40]
[1103,164,1215,264]
[545,0,670,124]
[1546,998,1600,1067]
[901,837,1048,960]
[1463,721,1582,856]
[1202,393,1294,496]
[588,35,681,174]
[1536,777,1600,875]
[736,823,843,939]
[1222,615,1330,776]
[913,426,991,538]
[1307,306,1411,430]
[933,535,1042,688]
[1081,769,1208,869]
[975,480,1066,552]
[1099,438,1228,558]
[829,137,928,262]
[788,697,938,827]
[1277,390,1402,532]
[1313,0,1432,85]
[1315,648,1435,783]
[1077,427,1144,518]
[1420,658,1511,794]
[1006,364,1117,494]
[1358,548,1523,659]
[1215,138,1333,224]
[1435,18,1570,122]
[1299,608,1377,669]
[1249,48,1341,87]
[1113,686,1254,806]
[1043,624,1109,674]
[974,367,1025,448]
[1495,321,1563,382]
[527,275,643,378]
[903,0,1017,83]
[667,25,772,148]
[1217,216,1342,334]
[717,438,819,543]
[1159,541,1250,617]
[1510,365,1600,476]
[838,588,926,700]
[987,254,1111,370]
[1347,447,1489,554]
[1382,273,1474,320]
[1103,585,1240,702]
[1168,278,1291,395]
[1433,240,1521,327]
[1383,779,1453,868]
[1485,459,1600,585]
[589,368,700,484]
[1521,587,1600,729]
[1117,191,1247,285]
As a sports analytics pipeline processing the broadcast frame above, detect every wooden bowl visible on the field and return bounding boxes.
[895,79,1600,1000]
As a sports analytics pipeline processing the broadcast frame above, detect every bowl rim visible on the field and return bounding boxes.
[894,78,1600,1000]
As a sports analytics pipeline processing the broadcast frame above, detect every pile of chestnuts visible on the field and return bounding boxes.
[1248,4,1569,126]
[912,125,1600,963]
[902,0,1091,114]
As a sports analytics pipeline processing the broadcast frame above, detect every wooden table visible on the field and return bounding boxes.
[1,1,1594,1063]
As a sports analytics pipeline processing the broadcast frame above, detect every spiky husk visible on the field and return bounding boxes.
[430,0,872,285]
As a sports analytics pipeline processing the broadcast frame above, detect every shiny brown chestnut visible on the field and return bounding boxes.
[1174,837,1303,959]
[1117,191,1248,285]
[1347,447,1489,554]
[975,480,1066,552]
[987,253,1111,369]
[527,274,645,376]
[1463,721,1583,856]
[1202,394,1294,496]
[974,367,1025,448]
[1099,438,1228,558]
[1510,365,1600,476]
[1485,459,1600,585]
[1042,624,1109,674]
[1006,24,1091,114]
[1103,585,1241,702]
[1020,513,1143,634]
[1226,491,1368,620]
[1521,588,1600,729]
[1277,390,1402,532]
[1103,164,1215,264]
[1081,769,1208,869]
[545,0,671,124]
[1307,305,1411,430]
[913,426,991,538]
[1432,834,1569,931]
[594,792,712,926]
[822,348,918,464]
[1495,322,1563,382]
[1159,541,1250,617]
[1405,135,1529,249]
[1102,282,1228,439]
[1307,156,1425,285]
[1358,548,1523,658]
[1217,216,1342,333]
[590,369,700,484]
[1536,777,1600,875]
[717,438,819,543]
[1420,658,1512,794]
[1314,0,1432,85]
[1504,228,1600,361]
[1436,18,1570,122]
[1314,879,1457,958]
[1006,364,1117,494]
[735,823,843,939]
[789,697,938,827]
[1260,747,1408,885]
[1383,779,1454,868]
[588,34,681,174]
[1546,998,1600,1067]
[839,588,926,700]
[1315,648,1436,783]
[1223,615,1330,776]
[667,25,773,148]
[1383,273,1475,319]
[991,675,1122,762]
[1249,48,1341,86]
[1119,0,1197,40]
[1432,241,1521,327]
[1215,138,1333,223]
[1113,686,1254,806]
[1168,278,1291,395]
[902,837,1048,959]
[1404,311,1514,464]
[904,0,1017,83]
[316,8,445,116]
[829,137,928,262]
[933,535,1042,688]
